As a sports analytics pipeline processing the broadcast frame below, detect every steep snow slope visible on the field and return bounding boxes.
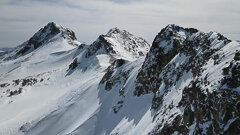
[22,27,151,135]
[0,23,152,135]
[0,23,239,135]
[0,23,84,135]
[1,22,79,62]
[0,22,80,81]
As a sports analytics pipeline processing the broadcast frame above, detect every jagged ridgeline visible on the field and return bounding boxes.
[135,24,240,134]
[135,25,200,95]
[17,22,77,55]
[0,22,239,135]
[85,27,150,60]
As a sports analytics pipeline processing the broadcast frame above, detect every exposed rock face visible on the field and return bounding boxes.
[135,24,239,134]
[68,58,79,70]
[100,58,128,91]
[17,22,77,55]
[85,34,116,58]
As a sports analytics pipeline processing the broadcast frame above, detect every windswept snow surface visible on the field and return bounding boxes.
[0,23,153,135]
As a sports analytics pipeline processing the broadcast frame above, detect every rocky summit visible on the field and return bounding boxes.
[0,23,239,135]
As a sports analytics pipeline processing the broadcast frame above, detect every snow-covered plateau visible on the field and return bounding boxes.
[0,22,239,135]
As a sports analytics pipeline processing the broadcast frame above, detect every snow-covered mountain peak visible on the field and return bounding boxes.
[136,24,233,96]
[85,28,150,61]
[135,24,239,134]
[170,24,198,32]
[106,27,123,35]
[106,27,134,38]
[0,22,80,61]
[1,24,239,135]
[159,24,198,39]
[164,24,182,32]
[16,22,78,55]
[43,22,59,30]
[36,22,77,40]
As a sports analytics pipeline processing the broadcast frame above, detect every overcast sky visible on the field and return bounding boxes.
[0,0,239,48]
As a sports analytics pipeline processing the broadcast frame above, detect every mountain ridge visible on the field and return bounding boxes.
[1,22,80,61]
[17,22,78,55]
[135,24,239,134]
[85,26,150,61]
[0,22,239,135]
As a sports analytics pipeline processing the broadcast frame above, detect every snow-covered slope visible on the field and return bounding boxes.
[136,24,240,134]
[0,23,152,135]
[0,22,81,81]
[1,22,80,62]
[0,23,239,135]
[85,27,150,61]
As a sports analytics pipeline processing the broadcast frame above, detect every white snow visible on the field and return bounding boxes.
[0,23,239,135]
[0,25,153,135]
